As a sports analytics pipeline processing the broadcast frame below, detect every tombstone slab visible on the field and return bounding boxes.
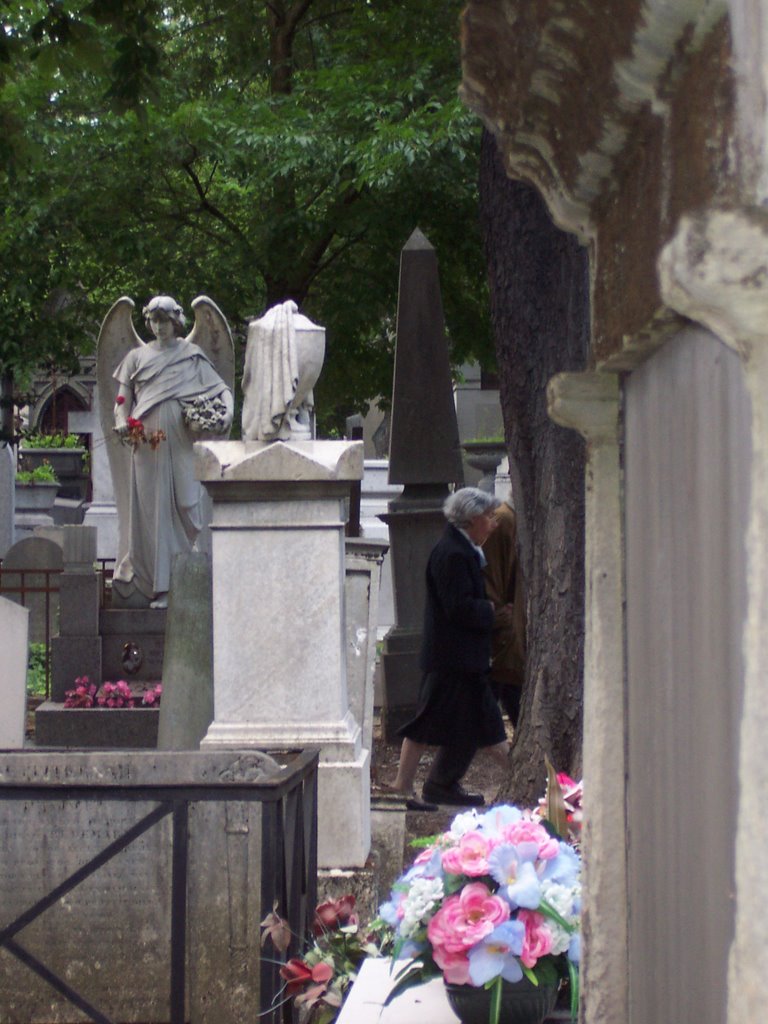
[0,535,62,645]
[0,597,28,748]
[157,552,214,750]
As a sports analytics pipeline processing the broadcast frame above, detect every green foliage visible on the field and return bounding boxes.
[0,0,493,426]
[16,461,58,484]
[26,643,48,698]
[21,431,83,448]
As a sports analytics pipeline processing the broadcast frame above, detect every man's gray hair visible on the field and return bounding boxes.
[443,487,500,528]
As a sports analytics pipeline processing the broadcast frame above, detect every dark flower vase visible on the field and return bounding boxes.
[444,977,558,1024]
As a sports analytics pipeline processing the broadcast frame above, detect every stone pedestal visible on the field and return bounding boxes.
[196,439,369,868]
[378,488,448,737]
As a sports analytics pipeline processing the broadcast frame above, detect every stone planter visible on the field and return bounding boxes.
[18,447,88,500]
[14,481,59,514]
[461,440,507,493]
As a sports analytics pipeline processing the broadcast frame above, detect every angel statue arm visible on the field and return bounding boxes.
[114,381,132,435]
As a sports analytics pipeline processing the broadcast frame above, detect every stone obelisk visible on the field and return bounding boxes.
[379,228,464,738]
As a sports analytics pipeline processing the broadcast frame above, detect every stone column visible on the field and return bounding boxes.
[82,383,120,561]
[548,371,627,1024]
[196,438,368,869]
[658,208,768,1024]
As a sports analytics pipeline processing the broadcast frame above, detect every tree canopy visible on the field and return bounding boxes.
[1,0,492,431]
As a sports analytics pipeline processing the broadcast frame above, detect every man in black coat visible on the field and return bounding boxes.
[387,487,510,808]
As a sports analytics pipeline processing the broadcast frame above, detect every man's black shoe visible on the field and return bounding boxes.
[422,781,485,807]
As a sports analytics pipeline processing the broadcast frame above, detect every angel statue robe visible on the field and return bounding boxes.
[113,338,231,601]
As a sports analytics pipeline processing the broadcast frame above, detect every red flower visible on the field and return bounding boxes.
[115,395,125,405]
[127,417,143,429]
[313,895,357,936]
[280,958,313,994]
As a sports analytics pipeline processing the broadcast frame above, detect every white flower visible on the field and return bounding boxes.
[399,877,444,938]
[446,810,481,839]
[540,879,581,955]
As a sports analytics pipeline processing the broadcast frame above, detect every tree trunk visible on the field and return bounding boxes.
[479,129,588,804]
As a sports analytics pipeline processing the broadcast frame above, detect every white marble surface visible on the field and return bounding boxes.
[196,437,363,482]
[198,439,369,867]
[337,959,460,1024]
[0,597,29,748]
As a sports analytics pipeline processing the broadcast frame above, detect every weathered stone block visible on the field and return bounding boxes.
[50,634,102,701]
[35,702,158,748]
[58,572,100,636]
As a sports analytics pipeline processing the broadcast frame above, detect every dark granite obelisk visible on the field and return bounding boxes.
[380,228,464,738]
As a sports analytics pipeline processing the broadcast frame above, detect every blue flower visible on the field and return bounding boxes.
[378,896,402,928]
[468,920,526,985]
[542,842,580,887]
[568,933,581,965]
[488,844,542,909]
[474,804,523,834]
[403,847,444,882]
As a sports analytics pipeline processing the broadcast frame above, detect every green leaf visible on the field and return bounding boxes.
[382,962,429,1007]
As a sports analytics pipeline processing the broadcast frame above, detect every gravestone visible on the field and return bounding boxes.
[0,535,62,644]
[0,597,28,748]
[157,551,214,750]
[344,538,388,756]
[0,445,13,558]
[50,526,101,701]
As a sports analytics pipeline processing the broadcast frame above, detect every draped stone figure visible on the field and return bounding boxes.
[241,300,325,442]
[97,295,235,608]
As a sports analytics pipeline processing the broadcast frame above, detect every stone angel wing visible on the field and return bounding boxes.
[96,296,144,568]
[186,295,235,399]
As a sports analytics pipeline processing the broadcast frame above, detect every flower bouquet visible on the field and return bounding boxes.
[117,415,166,451]
[63,677,163,709]
[261,895,388,1024]
[180,394,230,434]
[378,803,581,1024]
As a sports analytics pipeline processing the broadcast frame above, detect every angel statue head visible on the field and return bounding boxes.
[142,295,186,338]
[97,294,235,609]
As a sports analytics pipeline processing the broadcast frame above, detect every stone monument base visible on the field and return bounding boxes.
[35,701,159,748]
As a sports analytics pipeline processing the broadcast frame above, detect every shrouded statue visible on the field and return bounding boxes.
[97,295,235,608]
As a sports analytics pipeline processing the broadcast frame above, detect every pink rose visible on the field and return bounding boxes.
[502,819,560,860]
[442,832,492,877]
[432,946,471,984]
[428,883,509,956]
[518,910,553,968]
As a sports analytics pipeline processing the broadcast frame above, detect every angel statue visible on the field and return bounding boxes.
[97,294,235,609]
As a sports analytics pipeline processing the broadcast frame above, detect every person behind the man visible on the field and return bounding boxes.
[386,487,509,809]
[482,490,526,726]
